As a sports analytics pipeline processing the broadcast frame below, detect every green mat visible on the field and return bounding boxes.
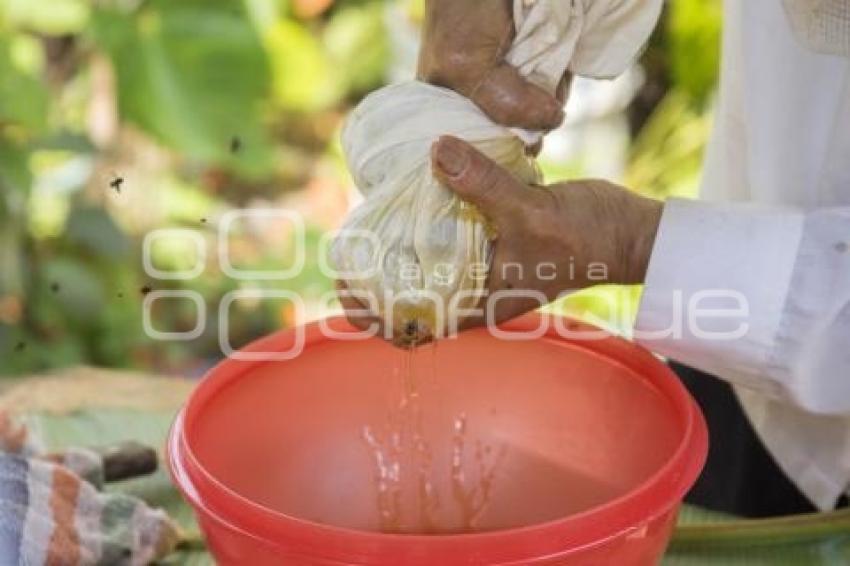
[20,404,850,565]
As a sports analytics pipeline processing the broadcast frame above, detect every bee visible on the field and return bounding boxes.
[109,173,124,194]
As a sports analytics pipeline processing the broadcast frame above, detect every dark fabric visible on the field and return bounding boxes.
[670,361,828,518]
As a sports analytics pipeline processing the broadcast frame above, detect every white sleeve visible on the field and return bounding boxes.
[635,198,850,415]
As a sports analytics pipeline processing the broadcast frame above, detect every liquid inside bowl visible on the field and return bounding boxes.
[187,329,681,535]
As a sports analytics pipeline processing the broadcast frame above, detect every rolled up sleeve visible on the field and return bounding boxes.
[635,198,850,415]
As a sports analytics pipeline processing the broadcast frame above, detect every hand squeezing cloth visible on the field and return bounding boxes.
[331,0,663,343]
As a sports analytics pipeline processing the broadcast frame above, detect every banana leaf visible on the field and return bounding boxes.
[665,508,850,565]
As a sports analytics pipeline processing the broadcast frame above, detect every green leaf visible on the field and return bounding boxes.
[666,508,850,564]
[0,139,30,295]
[64,205,131,260]
[668,0,722,107]
[0,221,23,294]
[265,3,389,112]
[323,3,389,96]
[266,18,342,112]
[90,1,274,177]
[0,36,49,132]
[0,0,90,35]
[625,91,712,199]
[41,256,106,323]
[0,137,31,197]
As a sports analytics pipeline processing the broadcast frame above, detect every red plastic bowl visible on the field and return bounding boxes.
[168,314,707,565]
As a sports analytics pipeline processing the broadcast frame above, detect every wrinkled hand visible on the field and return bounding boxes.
[428,136,663,327]
[432,137,663,326]
[417,0,569,131]
[337,137,663,337]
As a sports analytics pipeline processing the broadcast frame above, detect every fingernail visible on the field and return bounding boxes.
[434,137,470,177]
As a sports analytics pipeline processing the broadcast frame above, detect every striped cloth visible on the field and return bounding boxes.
[0,413,179,565]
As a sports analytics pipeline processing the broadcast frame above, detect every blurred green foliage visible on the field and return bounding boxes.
[547,0,721,333]
[628,0,721,199]
[669,0,722,107]
[0,0,721,376]
[91,1,274,176]
[0,0,389,376]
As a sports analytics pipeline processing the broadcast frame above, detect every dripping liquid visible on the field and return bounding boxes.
[450,412,506,530]
[360,344,505,534]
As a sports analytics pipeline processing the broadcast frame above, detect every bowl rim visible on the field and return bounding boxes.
[167,314,708,563]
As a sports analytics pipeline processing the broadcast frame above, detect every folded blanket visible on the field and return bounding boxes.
[0,413,179,565]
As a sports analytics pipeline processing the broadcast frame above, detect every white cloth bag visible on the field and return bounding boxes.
[332,0,662,341]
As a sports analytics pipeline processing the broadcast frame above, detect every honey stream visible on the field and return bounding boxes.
[361,344,505,533]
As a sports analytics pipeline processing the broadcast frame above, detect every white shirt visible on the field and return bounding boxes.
[635,0,850,511]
